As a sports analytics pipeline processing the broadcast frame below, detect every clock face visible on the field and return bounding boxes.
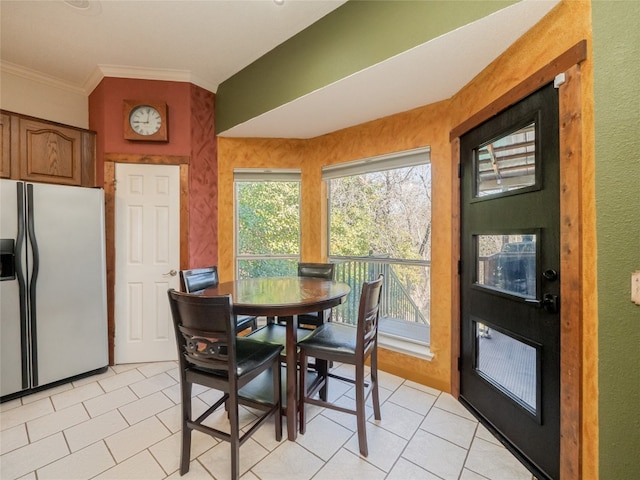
[129,105,162,136]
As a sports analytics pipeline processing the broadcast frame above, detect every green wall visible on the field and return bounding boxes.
[592,1,640,477]
[215,0,515,134]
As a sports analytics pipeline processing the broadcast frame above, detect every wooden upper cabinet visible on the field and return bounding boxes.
[1,110,96,187]
[0,113,10,178]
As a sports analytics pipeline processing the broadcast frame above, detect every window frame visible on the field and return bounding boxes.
[322,148,432,354]
[233,168,302,279]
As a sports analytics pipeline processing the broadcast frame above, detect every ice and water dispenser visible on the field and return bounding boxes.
[0,238,16,281]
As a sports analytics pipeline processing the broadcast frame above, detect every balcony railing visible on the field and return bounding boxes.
[329,256,430,343]
[237,254,431,344]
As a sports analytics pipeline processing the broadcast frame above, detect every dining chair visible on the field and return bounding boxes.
[297,262,336,326]
[298,274,384,457]
[167,289,283,480]
[267,262,336,327]
[180,266,258,333]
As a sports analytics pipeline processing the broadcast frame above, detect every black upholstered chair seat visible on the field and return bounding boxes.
[246,323,314,354]
[297,323,357,361]
[190,337,283,378]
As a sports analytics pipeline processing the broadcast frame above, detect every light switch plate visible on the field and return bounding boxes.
[632,271,640,306]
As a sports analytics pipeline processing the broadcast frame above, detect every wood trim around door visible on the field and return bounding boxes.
[103,153,190,365]
[557,63,584,480]
[450,43,586,479]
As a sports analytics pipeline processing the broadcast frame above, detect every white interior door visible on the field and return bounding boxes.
[115,163,180,364]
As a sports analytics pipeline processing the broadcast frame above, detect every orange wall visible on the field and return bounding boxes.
[217,1,596,475]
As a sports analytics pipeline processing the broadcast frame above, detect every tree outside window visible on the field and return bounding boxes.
[235,179,300,278]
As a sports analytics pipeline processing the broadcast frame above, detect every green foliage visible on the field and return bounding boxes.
[237,182,300,255]
[329,166,431,261]
[237,259,297,279]
[237,181,300,279]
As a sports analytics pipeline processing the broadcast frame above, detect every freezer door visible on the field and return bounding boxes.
[0,180,29,397]
[29,183,108,387]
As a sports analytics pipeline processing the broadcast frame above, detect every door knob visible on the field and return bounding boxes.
[163,269,177,277]
[543,269,558,281]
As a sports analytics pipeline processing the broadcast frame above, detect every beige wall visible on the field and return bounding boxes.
[0,67,88,128]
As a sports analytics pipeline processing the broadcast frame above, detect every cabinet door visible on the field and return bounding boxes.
[0,114,10,178]
[18,118,83,185]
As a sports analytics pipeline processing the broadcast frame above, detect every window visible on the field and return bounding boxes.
[234,169,301,278]
[323,148,432,349]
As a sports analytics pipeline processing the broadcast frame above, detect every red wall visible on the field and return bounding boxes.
[187,84,218,267]
[89,77,217,267]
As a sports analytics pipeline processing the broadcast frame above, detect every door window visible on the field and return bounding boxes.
[476,233,537,298]
[475,122,537,198]
[475,321,539,413]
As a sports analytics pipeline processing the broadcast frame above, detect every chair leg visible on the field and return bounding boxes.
[229,390,240,480]
[299,352,308,434]
[180,380,193,475]
[317,358,328,401]
[273,360,282,441]
[355,363,369,457]
[371,348,381,421]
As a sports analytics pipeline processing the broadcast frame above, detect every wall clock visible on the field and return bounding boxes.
[123,100,168,142]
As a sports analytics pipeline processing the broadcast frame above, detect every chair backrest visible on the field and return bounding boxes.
[356,274,384,358]
[167,289,236,374]
[297,262,335,280]
[180,266,219,293]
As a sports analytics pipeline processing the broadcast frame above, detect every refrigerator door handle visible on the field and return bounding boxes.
[16,182,30,390]
[26,183,39,386]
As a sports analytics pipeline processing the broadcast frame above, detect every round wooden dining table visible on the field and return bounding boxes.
[201,276,351,440]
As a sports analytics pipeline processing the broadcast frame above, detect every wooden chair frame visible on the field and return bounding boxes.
[298,274,383,457]
[167,289,283,479]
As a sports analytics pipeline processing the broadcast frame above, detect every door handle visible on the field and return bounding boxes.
[526,293,559,314]
[163,269,177,277]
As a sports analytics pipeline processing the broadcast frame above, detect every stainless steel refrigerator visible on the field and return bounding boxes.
[1,180,108,399]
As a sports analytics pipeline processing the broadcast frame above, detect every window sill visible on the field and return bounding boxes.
[378,331,434,361]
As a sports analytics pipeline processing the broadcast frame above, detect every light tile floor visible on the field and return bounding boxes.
[1,361,536,480]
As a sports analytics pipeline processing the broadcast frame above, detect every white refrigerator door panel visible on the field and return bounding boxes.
[0,180,27,396]
[30,183,108,387]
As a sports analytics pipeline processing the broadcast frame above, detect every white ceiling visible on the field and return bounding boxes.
[0,0,559,139]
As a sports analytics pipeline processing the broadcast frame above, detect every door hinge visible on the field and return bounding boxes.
[458,163,462,179]
[457,357,462,371]
[458,259,462,275]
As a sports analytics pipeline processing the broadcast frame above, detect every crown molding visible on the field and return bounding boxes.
[1,61,86,95]
[87,65,217,94]
[0,61,216,97]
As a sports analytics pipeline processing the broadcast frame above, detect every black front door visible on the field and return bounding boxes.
[459,83,560,480]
